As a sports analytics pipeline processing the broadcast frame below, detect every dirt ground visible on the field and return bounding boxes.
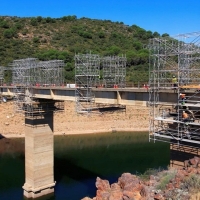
[0,101,149,138]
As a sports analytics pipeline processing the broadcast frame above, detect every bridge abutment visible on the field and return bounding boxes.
[23,112,55,199]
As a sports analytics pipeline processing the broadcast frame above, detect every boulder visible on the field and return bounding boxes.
[95,177,111,200]
[81,197,93,200]
[96,177,110,191]
[118,173,140,190]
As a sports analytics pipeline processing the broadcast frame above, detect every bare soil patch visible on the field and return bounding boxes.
[0,101,149,138]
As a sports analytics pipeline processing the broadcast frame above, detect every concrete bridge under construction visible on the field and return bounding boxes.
[0,85,177,106]
[1,31,200,198]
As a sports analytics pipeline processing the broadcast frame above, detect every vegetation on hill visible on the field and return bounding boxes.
[0,15,169,85]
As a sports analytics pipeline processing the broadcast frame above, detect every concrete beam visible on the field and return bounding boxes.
[0,86,178,106]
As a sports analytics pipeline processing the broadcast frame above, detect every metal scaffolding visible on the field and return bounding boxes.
[11,58,64,116]
[102,55,126,88]
[74,53,127,113]
[0,66,4,86]
[75,53,100,113]
[37,60,64,86]
[149,31,200,147]
[12,58,38,86]
[0,66,3,103]
[11,58,38,112]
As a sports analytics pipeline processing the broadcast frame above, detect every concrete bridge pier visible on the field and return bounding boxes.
[22,111,55,199]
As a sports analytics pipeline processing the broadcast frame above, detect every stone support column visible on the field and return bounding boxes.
[23,112,55,198]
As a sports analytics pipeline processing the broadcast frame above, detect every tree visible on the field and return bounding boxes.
[133,41,142,51]
[104,46,121,56]
[126,50,138,66]
[153,32,160,37]
[0,20,9,28]
[30,18,38,26]
[37,16,42,22]
[98,31,105,38]
[61,15,77,22]
[33,37,40,43]
[162,33,170,37]
[3,29,16,38]
[78,31,92,39]
[15,22,23,30]
[45,17,55,23]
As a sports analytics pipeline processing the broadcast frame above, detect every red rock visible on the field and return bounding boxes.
[96,191,110,200]
[96,177,110,191]
[95,177,111,200]
[154,193,164,200]
[109,183,123,200]
[109,190,123,200]
[81,197,93,200]
[118,173,140,190]
[174,183,180,188]
[123,190,141,200]
[150,175,155,180]
[166,182,174,190]
[144,180,150,186]
[110,183,121,190]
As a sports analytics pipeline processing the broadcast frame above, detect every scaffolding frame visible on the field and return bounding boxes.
[0,66,4,86]
[0,66,3,102]
[75,53,100,113]
[11,58,38,112]
[102,55,126,88]
[74,53,127,113]
[149,31,200,147]
[11,58,64,117]
[37,60,64,86]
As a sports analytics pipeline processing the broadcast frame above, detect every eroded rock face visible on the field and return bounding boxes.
[118,173,140,190]
[92,174,148,200]
[118,173,147,200]
[96,177,111,191]
[95,177,111,200]
[82,158,200,200]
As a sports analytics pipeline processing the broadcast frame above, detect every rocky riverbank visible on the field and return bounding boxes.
[82,164,200,200]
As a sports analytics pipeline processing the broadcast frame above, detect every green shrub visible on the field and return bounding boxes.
[139,168,160,181]
[30,18,38,26]
[182,174,200,192]
[156,170,176,190]
[0,20,9,28]
[33,37,40,43]
[3,29,16,38]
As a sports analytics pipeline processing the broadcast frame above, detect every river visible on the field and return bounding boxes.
[0,132,169,200]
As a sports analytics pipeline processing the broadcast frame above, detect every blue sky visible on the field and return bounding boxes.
[0,0,199,37]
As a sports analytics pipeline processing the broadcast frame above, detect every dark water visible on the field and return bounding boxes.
[0,132,170,200]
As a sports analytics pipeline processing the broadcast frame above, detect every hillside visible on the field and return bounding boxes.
[0,15,169,84]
